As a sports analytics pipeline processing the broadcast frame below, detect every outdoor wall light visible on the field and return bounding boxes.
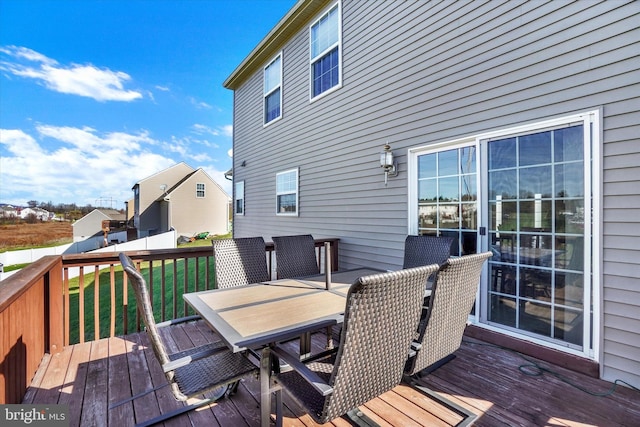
[379,142,398,186]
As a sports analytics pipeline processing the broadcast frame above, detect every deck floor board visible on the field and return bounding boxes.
[24,324,640,426]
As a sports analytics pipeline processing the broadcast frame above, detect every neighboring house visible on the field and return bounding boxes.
[19,207,50,221]
[223,0,640,388]
[132,162,231,238]
[72,208,127,243]
[0,205,19,218]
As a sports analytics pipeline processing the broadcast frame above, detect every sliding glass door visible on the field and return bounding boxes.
[410,112,596,354]
[485,124,586,348]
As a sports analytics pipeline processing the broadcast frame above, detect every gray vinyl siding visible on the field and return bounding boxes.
[229,0,640,386]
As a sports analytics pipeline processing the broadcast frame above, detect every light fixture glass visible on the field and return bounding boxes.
[380,142,398,185]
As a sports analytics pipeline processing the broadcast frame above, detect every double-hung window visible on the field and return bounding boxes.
[196,183,205,198]
[276,168,298,215]
[264,53,282,125]
[235,181,244,215]
[310,3,341,99]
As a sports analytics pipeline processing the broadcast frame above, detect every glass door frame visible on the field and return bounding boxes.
[407,110,601,361]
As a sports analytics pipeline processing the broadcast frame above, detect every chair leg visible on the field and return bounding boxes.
[402,375,477,427]
[109,383,169,409]
[345,408,381,426]
[135,396,217,427]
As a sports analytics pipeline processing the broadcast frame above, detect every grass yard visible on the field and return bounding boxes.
[67,256,215,344]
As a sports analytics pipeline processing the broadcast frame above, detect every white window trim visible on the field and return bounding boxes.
[408,109,602,361]
[235,181,245,216]
[196,183,205,198]
[276,168,299,216]
[264,51,283,126]
[309,1,342,102]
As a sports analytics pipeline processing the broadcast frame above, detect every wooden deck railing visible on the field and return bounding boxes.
[0,238,339,404]
[0,256,63,404]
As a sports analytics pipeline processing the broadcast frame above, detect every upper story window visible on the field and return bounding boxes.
[276,168,298,215]
[264,53,282,125]
[196,183,205,198]
[310,3,341,100]
[235,181,244,215]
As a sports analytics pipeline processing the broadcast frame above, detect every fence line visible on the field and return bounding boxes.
[0,231,176,281]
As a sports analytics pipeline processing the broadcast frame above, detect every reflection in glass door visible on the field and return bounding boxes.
[486,125,586,348]
[417,146,477,255]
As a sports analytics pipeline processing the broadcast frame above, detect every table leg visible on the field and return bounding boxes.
[260,347,272,427]
[260,346,283,427]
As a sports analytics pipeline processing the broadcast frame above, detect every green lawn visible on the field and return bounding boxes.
[67,256,215,344]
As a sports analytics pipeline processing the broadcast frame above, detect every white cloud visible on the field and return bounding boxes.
[0,129,43,155]
[188,97,212,110]
[192,124,219,136]
[221,124,233,137]
[0,123,232,206]
[0,125,172,205]
[0,45,142,102]
[191,123,232,138]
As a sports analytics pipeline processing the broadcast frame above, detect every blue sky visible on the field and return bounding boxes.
[0,0,295,208]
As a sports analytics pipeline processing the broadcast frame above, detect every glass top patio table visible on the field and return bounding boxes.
[183,282,343,352]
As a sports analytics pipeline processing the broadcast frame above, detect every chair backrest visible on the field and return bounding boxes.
[402,234,454,269]
[406,251,492,376]
[272,234,319,279]
[212,237,269,288]
[118,253,173,374]
[319,264,440,422]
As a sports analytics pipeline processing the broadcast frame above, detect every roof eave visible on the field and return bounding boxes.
[223,0,330,90]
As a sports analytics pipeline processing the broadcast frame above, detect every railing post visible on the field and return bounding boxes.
[47,258,64,354]
[330,240,339,272]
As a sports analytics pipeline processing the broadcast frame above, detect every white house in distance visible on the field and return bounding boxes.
[19,207,50,221]
[223,0,640,389]
[132,162,231,239]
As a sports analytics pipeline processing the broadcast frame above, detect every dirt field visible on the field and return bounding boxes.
[0,221,73,250]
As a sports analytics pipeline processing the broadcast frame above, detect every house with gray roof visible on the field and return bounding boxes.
[132,162,231,239]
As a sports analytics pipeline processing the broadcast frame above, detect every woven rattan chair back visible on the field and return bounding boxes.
[318,264,440,422]
[212,237,269,288]
[119,253,177,386]
[406,251,492,376]
[402,234,454,269]
[118,253,258,426]
[272,234,319,279]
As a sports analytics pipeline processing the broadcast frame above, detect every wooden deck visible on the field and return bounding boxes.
[24,320,640,427]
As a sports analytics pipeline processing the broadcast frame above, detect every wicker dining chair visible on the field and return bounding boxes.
[402,234,454,269]
[406,251,492,376]
[402,252,493,427]
[117,253,258,427]
[272,234,320,279]
[212,237,270,288]
[262,264,440,426]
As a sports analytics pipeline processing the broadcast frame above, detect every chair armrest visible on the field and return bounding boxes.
[270,346,334,396]
[156,314,201,328]
[163,344,228,373]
